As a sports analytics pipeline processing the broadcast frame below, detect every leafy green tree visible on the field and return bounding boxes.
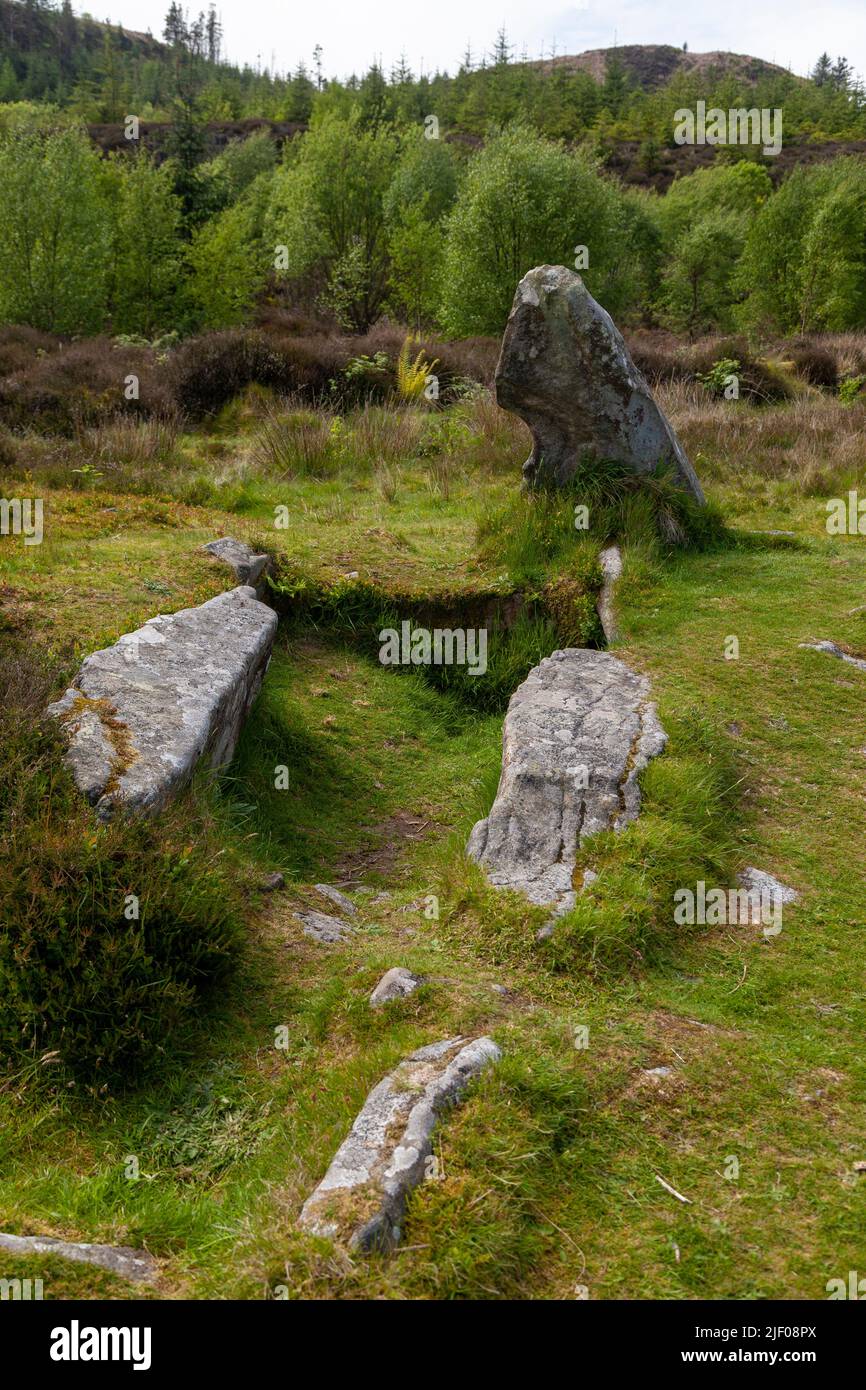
[384,135,460,225]
[797,165,866,329]
[654,162,771,331]
[736,159,866,332]
[387,207,445,330]
[109,152,185,336]
[187,174,271,328]
[438,124,633,336]
[0,121,110,332]
[659,213,743,335]
[265,107,399,331]
[204,128,276,202]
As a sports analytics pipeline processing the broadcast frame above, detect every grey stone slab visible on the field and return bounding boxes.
[47,586,277,818]
[0,1232,157,1284]
[298,1036,500,1251]
[468,648,666,912]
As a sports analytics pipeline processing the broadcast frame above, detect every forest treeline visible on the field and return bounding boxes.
[0,2,865,342]
[1,0,865,142]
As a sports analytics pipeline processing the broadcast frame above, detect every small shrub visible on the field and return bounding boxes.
[0,324,61,376]
[786,339,838,389]
[689,337,792,404]
[697,356,742,398]
[838,374,865,405]
[0,337,173,435]
[167,330,291,418]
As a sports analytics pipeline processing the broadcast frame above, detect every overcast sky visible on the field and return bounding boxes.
[88,0,866,83]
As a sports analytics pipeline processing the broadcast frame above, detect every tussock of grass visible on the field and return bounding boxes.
[547,711,743,973]
[477,460,728,587]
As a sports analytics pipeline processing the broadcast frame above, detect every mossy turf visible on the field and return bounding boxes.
[1,391,865,1301]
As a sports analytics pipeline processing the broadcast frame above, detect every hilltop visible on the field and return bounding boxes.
[537,44,798,89]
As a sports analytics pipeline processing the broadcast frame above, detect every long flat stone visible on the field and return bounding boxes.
[298,1036,500,1251]
[467,648,666,912]
[47,586,278,818]
[0,1232,158,1283]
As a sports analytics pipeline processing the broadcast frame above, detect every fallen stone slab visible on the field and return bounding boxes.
[204,536,271,590]
[0,1232,157,1284]
[298,1035,500,1251]
[468,649,667,913]
[296,910,352,944]
[799,640,866,673]
[596,544,623,643]
[47,586,278,818]
[314,884,357,916]
[496,265,704,502]
[370,967,422,1007]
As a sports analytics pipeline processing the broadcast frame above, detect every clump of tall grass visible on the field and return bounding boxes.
[477,457,725,585]
[250,405,339,479]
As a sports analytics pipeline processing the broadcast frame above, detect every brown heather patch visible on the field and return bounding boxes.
[659,380,866,490]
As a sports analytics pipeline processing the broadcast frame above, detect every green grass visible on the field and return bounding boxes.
[2,387,866,1300]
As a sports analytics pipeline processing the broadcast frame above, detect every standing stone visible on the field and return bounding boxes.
[495,265,704,502]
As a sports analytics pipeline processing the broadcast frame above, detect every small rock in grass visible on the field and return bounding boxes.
[370,967,422,1007]
[296,911,352,944]
[203,537,271,588]
[737,867,798,906]
[799,640,866,673]
[261,872,285,892]
[314,884,357,916]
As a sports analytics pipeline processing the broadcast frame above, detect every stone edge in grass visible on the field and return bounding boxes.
[298,1035,501,1252]
[0,1232,158,1284]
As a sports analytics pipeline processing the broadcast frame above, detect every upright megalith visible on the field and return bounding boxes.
[48,586,278,818]
[495,265,704,503]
